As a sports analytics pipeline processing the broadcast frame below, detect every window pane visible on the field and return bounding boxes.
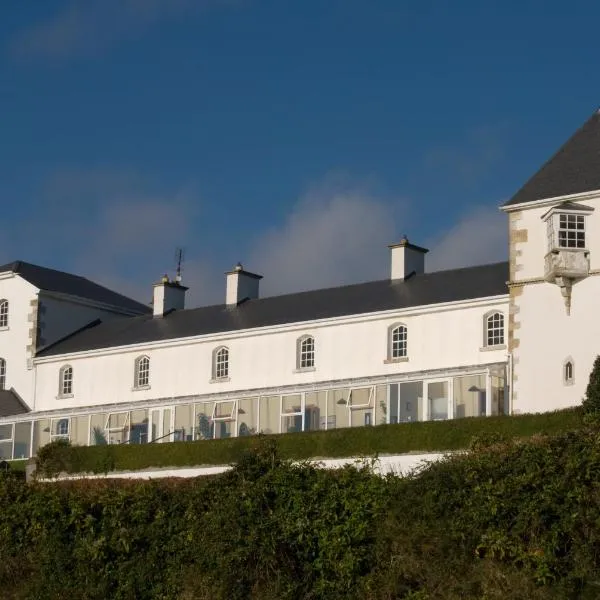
[238,397,258,436]
[174,405,193,442]
[399,381,423,422]
[490,370,507,415]
[90,414,108,445]
[428,381,448,420]
[281,394,302,433]
[259,396,279,435]
[14,422,31,459]
[130,409,149,444]
[375,385,387,425]
[0,442,11,460]
[195,403,212,440]
[330,387,350,429]
[305,391,327,431]
[0,424,12,441]
[454,375,486,418]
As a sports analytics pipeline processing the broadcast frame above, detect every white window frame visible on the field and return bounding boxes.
[0,358,5,390]
[0,299,8,329]
[484,311,505,347]
[50,417,70,441]
[212,347,229,380]
[58,365,73,397]
[388,324,408,360]
[134,355,150,389]
[296,335,315,370]
[0,423,14,460]
[105,412,131,445]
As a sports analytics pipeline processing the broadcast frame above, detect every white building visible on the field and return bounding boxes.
[1,109,599,460]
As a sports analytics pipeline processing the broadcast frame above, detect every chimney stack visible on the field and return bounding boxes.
[153,274,188,317]
[388,236,428,280]
[226,263,262,306]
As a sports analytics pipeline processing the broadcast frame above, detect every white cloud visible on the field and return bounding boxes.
[425,206,507,272]
[8,0,240,61]
[248,181,407,296]
[0,167,509,311]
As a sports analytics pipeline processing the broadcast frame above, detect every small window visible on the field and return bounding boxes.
[0,358,5,390]
[389,324,408,359]
[0,300,7,328]
[59,365,73,396]
[485,312,504,347]
[558,214,585,249]
[564,359,574,385]
[213,347,229,380]
[134,356,150,388]
[297,336,315,369]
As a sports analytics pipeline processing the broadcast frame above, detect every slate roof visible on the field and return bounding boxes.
[0,261,150,314]
[38,261,509,357]
[0,389,30,418]
[505,109,600,207]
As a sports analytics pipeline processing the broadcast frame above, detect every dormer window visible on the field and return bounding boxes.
[542,202,594,315]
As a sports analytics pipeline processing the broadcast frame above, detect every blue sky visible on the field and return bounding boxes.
[1,0,599,306]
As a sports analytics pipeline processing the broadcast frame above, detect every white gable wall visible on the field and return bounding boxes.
[0,273,39,407]
[33,297,508,411]
[508,193,600,413]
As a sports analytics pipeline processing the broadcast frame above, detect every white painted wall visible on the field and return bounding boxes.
[0,274,39,407]
[33,297,508,411]
[509,193,600,413]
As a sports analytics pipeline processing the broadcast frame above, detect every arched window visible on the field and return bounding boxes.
[389,324,408,359]
[0,300,8,328]
[485,312,504,347]
[0,358,5,390]
[134,355,150,388]
[59,365,73,396]
[564,359,574,385]
[297,335,315,369]
[213,347,229,380]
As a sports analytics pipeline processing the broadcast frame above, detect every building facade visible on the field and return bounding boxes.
[1,110,600,460]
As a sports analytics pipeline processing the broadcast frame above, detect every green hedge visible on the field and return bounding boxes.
[40,408,584,475]
[5,427,600,599]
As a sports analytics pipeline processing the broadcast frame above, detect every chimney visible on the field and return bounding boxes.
[226,263,263,306]
[153,274,188,317]
[388,236,428,280]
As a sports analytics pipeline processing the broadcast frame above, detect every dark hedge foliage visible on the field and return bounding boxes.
[4,428,600,599]
[583,355,600,414]
[35,407,584,477]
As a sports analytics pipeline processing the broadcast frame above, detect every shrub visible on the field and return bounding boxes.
[38,408,584,475]
[583,355,600,414]
[5,425,600,598]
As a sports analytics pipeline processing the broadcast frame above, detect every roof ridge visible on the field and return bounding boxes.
[171,260,509,315]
